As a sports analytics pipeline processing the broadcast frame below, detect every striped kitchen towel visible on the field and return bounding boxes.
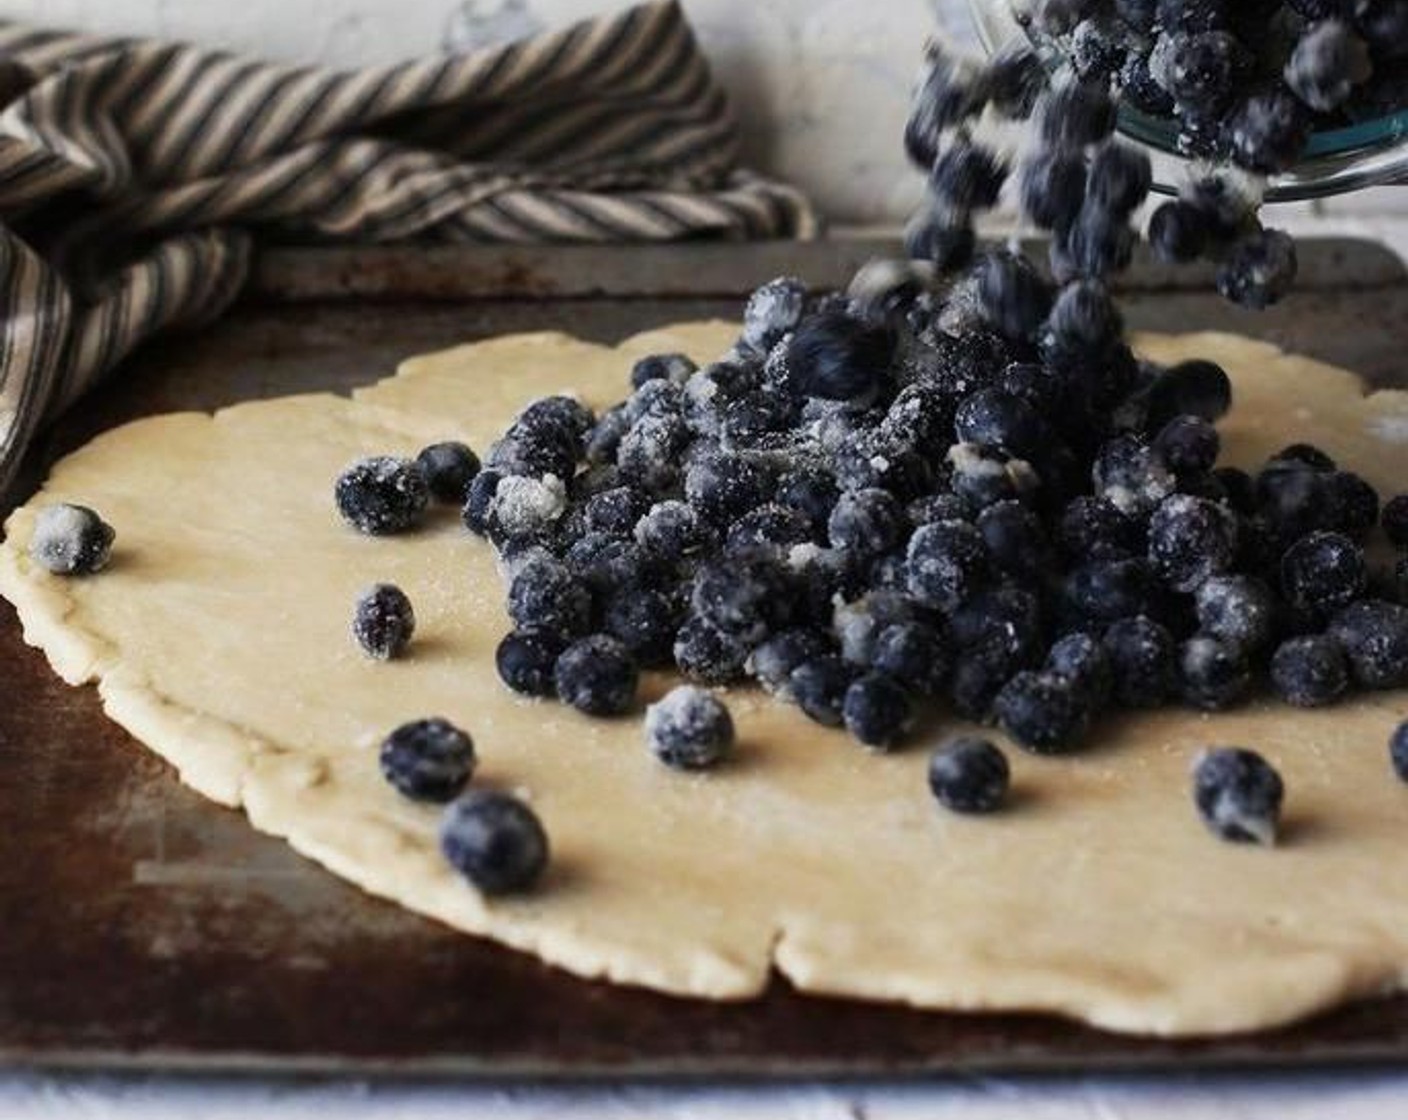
[0,0,818,495]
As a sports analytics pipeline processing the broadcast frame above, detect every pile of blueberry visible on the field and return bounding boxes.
[905,0,1406,308]
[331,244,1408,853]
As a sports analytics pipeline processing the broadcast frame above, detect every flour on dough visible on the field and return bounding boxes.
[4,324,1408,1037]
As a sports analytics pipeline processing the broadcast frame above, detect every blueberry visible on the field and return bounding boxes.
[828,488,906,556]
[515,395,594,443]
[1216,228,1298,310]
[554,634,639,719]
[673,615,750,685]
[1053,203,1136,281]
[842,672,914,749]
[1327,471,1379,541]
[1103,614,1176,707]
[1042,280,1124,361]
[507,555,592,638]
[906,49,988,166]
[691,551,794,643]
[977,500,1049,581]
[335,456,429,535]
[645,685,735,770]
[1192,748,1284,846]
[947,442,1040,511]
[786,309,896,403]
[1065,557,1159,624]
[1069,17,1129,82]
[1392,719,1408,782]
[1226,89,1312,173]
[616,413,691,493]
[1018,148,1087,232]
[1045,630,1113,706]
[954,388,1045,457]
[743,276,807,352]
[727,503,815,555]
[625,378,685,423]
[790,655,857,727]
[352,583,415,659]
[379,717,475,802]
[684,449,775,525]
[1213,466,1258,515]
[950,584,1044,667]
[564,532,652,597]
[1194,575,1277,653]
[1179,633,1252,710]
[775,470,842,537]
[1037,81,1117,149]
[584,405,630,465]
[1181,175,1258,243]
[906,519,992,612]
[975,251,1054,341]
[929,139,1008,212]
[949,658,1011,719]
[603,587,680,666]
[1058,495,1142,561]
[582,485,652,537]
[1153,415,1220,474]
[28,503,115,575]
[1284,19,1372,112]
[1088,142,1153,216]
[1000,361,1064,413]
[995,670,1091,753]
[1382,494,1408,547]
[748,627,834,695]
[495,628,566,696]
[488,426,577,481]
[1120,50,1176,115]
[486,474,569,545]
[1148,494,1239,592]
[908,493,974,528]
[904,212,978,270]
[416,441,480,504]
[1160,31,1244,113]
[1093,434,1177,517]
[1328,598,1408,688]
[440,791,548,895]
[1148,200,1211,264]
[634,499,717,563]
[1280,530,1367,613]
[630,352,697,390]
[1270,634,1349,707]
[986,43,1047,118]
[1353,0,1408,60]
[928,737,1010,813]
[871,620,952,696]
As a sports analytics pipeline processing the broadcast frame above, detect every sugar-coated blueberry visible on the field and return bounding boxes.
[1217,228,1298,310]
[1045,630,1113,707]
[645,685,735,770]
[978,500,1049,581]
[1226,90,1311,173]
[1153,415,1220,474]
[906,519,991,612]
[380,717,476,802]
[603,587,681,666]
[929,139,1008,211]
[416,441,480,505]
[630,352,697,390]
[928,737,1010,813]
[1329,599,1408,689]
[674,615,750,685]
[29,503,115,575]
[1192,747,1284,846]
[1037,81,1116,149]
[1148,200,1210,264]
[1093,434,1176,517]
[1147,494,1239,592]
[1194,575,1276,654]
[828,488,906,556]
[975,251,1054,342]
[352,583,415,659]
[440,791,548,895]
[748,627,834,696]
[1179,633,1252,710]
[554,634,638,716]
[1284,19,1373,112]
[995,670,1091,754]
[495,628,566,696]
[742,276,807,352]
[842,672,914,749]
[507,555,592,638]
[1087,142,1152,216]
[1019,148,1087,232]
[790,655,857,727]
[1280,530,1367,614]
[1103,614,1176,708]
[335,456,429,535]
[871,620,951,696]
[986,42,1048,118]
[1270,634,1349,707]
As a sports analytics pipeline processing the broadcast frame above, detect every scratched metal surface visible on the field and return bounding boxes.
[3,239,1408,1076]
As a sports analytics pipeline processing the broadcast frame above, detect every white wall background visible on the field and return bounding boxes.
[0,0,1401,232]
[0,0,982,223]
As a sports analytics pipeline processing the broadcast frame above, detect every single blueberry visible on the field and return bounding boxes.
[871,620,952,696]
[906,519,992,612]
[790,655,857,727]
[1194,575,1276,654]
[28,503,115,575]
[995,670,1091,754]
[1217,228,1299,310]
[842,672,914,750]
[1329,599,1408,689]
[1103,614,1177,708]
[1391,719,1408,783]
[748,627,834,696]
[1148,494,1239,592]
[352,583,415,660]
[1281,530,1367,614]
[786,309,897,403]
[495,628,566,696]
[440,791,549,895]
[1179,634,1252,710]
[1270,634,1349,707]
[507,555,592,638]
[416,441,480,504]
[673,615,750,685]
[928,737,1011,813]
[1192,748,1284,846]
[630,352,697,390]
[380,717,475,802]
[554,634,638,716]
[645,686,735,770]
[335,456,429,535]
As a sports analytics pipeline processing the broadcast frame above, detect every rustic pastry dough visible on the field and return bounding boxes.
[4,323,1408,1037]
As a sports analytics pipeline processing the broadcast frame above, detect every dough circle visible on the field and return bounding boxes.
[4,323,1408,1037]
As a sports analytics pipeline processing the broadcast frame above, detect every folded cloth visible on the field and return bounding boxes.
[0,0,818,495]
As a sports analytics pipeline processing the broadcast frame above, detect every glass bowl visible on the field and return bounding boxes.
[966,0,1408,200]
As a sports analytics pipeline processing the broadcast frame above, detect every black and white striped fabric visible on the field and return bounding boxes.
[0,0,817,494]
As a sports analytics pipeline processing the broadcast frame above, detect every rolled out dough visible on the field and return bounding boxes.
[3,322,1408,1037]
